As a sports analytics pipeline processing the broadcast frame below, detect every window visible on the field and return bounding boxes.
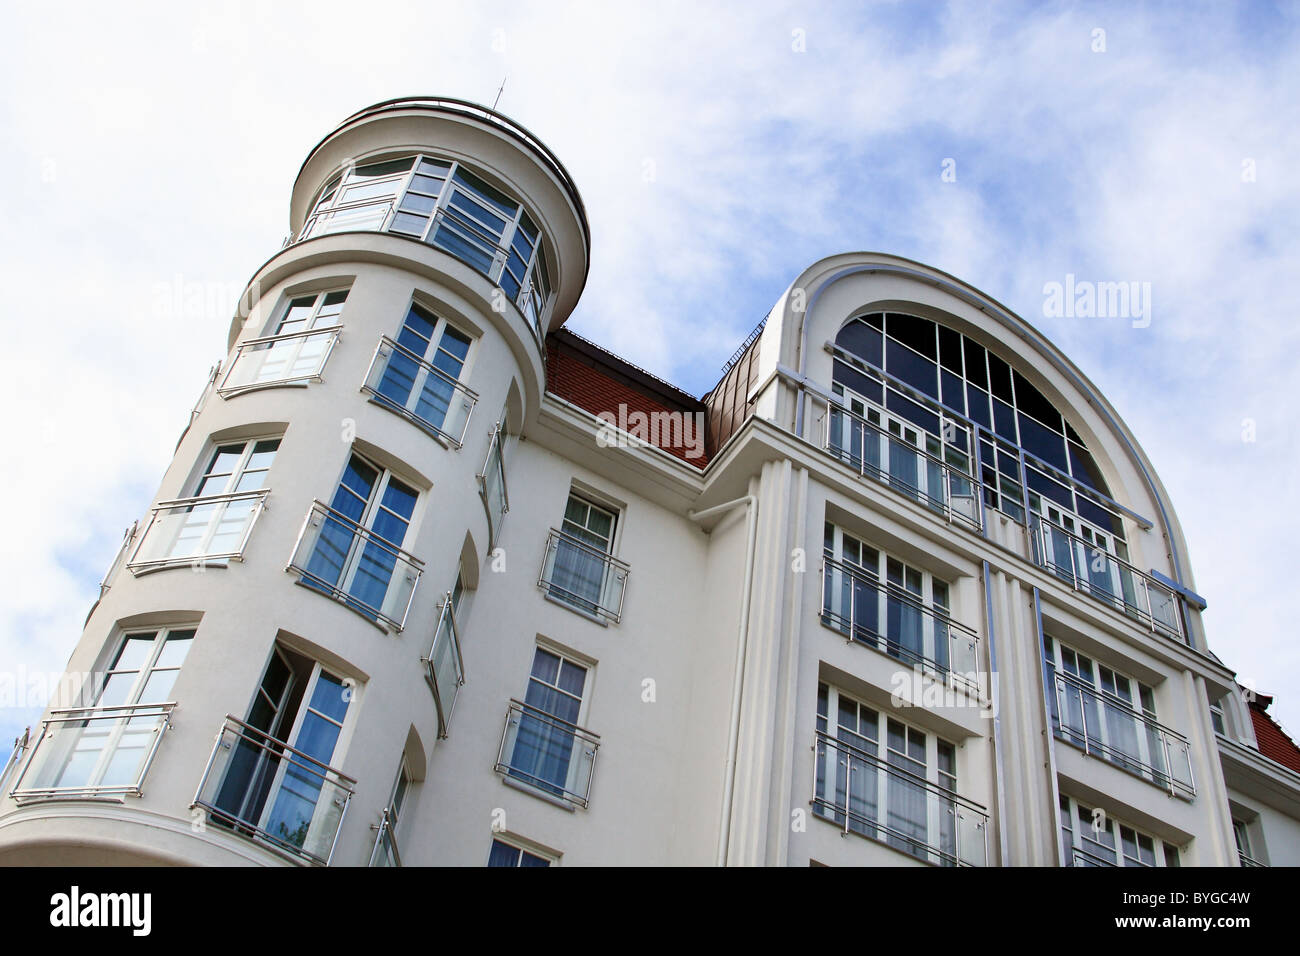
[220,291,347,396]
[813,682,986,866]
[292,452,422,630]
[540,493,629,623]
[128,438,278,572]
[826,379,978,529]
[370,759,411,867]
[1060,795,1180,867]
[821,524,974,681]
[1043,636,1194,798]
[425,573,466,738]
[478,421,510,547]
[496,646,600,807]
[12,627,192,798]
[364,302,476,445]
[298,153,554,335]
[1232,818,1264,866]
[488,837,551,867]
[195,644,357,865]
[1209,696,1227,737]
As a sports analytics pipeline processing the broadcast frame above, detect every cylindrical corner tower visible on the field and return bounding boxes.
[0,98,589,865]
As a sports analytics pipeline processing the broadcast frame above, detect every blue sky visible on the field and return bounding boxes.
[1,0,1298,745]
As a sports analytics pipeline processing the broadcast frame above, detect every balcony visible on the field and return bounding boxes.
[1070,845,1121,867]
[1238,852,1266,868]
[297,197,552,351]
[823,403,983,532]
[1052,671,1195,799]
[8,704,174,800]
[361,334,478,447]
[477,423,509,548]
[493,699,600,809]
[820,556,981,693]
[422,593,465,738]
[126,489,269,574]
[287,500,424,632]
[192,715,356,867]
[812,731,988,866]
[368,806,402,867]
[218,326,342,397]
[1030,514,1183,642]
[538,529,629,625]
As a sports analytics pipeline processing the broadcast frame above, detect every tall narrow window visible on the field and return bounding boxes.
[199,644,356,865]
[295,452,421,629]
[547,495,617,616]
[1060,794,1179,867]
[370,760,410,867]
[366,302,475,444]
[496,646,600,807]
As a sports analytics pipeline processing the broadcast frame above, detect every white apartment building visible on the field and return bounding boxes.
[1,97,1296,867]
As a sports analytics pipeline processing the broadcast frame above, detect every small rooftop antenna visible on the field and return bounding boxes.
[491,76,508,111]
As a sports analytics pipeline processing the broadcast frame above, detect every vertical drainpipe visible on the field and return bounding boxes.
[982,560,1010,867]
[1032,586,1065,866]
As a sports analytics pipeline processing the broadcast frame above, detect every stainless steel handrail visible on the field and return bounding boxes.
[1030,513,1183,641]
[9,703,176,800]
[126,488,271,573]
[537,528,630,623]
[286,499,424,632]
[368,805,403,867]
[820,556,981,690]
[1052,671,1195,798]
[218,325,342,397]
[477,422,509,545]
[822,398,984,531]
[812,730,988,866]
[361,333,479,447]
[493,698,601,808]
[420,591,465,739]
[191,714,356,867]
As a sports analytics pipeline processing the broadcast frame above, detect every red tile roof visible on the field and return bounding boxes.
[1248,694,1300,775]
[545,331,710,467]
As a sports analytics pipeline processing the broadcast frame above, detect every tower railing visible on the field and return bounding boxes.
[192,715,356,867]
[126,489,270,574]
[421,592,465,739]
[9,704,175,801]
[218,325,342,397]
[361,334,478,448]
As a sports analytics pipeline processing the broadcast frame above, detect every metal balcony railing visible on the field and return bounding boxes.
[1030,514,1183,642]
[812,731,988,866]
[1052,671,1195,799]
[368,805,403,867]
[361,335,478,447]
[218,326,342,397]
[494,699,600,808]
[192,715,356,867]
[287,500,424,632]
[126,489,269,574]
[1070,845,1121,867]
[0,728,30,796]
[820,557,981,692]
[421,592,465,739]
[298,196,397,241]
[1238,852,1266,868]
[538,529,629,624]
[9,704,174,800]
[477,423,509,548]
[98,522,137,599]
[823,402,984,532]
